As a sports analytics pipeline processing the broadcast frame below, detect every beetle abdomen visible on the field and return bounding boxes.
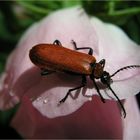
[29,44,96,74]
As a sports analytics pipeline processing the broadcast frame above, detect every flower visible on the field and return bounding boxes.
[0,7,140,139]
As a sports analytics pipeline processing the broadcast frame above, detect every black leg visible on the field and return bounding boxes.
[99,59,105,68]
[106,83,126,118]
[92,77,105,103]
[53,40,62,46]
[59,75,87,104]
[71,40,93,55]
[41,69,55,76]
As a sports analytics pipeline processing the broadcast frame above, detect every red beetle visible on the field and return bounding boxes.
[29,40,140,118]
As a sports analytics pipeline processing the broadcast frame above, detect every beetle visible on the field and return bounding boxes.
[29,40,140,118]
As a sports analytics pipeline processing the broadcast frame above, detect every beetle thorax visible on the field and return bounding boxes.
[93,63,104,79]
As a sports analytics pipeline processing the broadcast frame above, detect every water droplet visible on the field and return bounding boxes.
[36,96,42,101]
[30,96,42,102]
[88,97,92,101]
[43,98,48,104]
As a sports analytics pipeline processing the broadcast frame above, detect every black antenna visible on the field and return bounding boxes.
[110,65,140,77]
[106,82,126,118]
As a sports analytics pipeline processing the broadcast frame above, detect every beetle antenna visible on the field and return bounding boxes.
[106,83,126,118]
[110,65,140,77]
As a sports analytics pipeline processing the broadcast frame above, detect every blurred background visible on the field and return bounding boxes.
[0,0,140,138]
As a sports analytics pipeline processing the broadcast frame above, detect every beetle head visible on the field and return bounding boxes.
[90,61,112,85]
[101,71,113,85]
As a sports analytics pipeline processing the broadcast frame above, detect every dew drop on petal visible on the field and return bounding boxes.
[36,96,42,101]
[43,98,48,104]
[30,96,42,102]
[88,97,92,101]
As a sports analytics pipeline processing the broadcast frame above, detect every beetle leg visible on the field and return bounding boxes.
[99,59,105,69]
[71,40,93,55]
[53,40,62,46]
[106,83,126,118]
[41,69,55,75]
[92,78,106,103]
[59,75,87,104]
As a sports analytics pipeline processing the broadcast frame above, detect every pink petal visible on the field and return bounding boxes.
[123,97,140,139]
[11,96,122,139]
[91,17,140,100]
